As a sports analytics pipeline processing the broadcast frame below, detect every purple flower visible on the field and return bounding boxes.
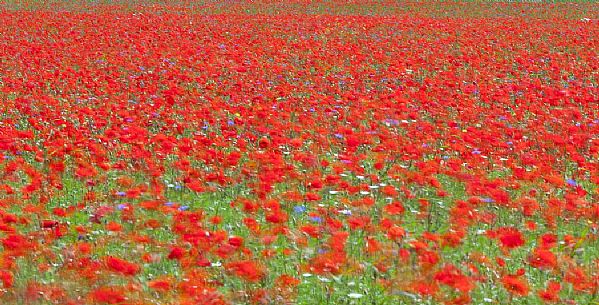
[384,119,396,125]
[310,216,322,223]
[294,205,307,214]
[309,216,322,223]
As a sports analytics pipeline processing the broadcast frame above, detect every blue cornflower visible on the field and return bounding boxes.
[309,216,322,223]
[294,205,307,214]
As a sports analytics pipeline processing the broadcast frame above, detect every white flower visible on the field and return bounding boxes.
[348,293,364,299]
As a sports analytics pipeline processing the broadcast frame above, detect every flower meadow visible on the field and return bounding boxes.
[0,1,597,304]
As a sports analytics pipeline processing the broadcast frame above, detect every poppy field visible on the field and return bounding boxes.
[0,1,597,304]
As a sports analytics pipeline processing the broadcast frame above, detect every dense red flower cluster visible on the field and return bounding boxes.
[0,1,597,304]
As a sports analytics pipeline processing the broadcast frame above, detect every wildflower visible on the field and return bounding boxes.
[528,248,557,269]
[348,293,363,299]
[89,286,126,304]
[537,281,561,303]
[105,256,140,276]
[294,205,307,214]
[225,260,265,282]
[497,227,525,249]
[501,274,529,296]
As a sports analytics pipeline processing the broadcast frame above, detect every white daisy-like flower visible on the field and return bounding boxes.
[348,293,364,299]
